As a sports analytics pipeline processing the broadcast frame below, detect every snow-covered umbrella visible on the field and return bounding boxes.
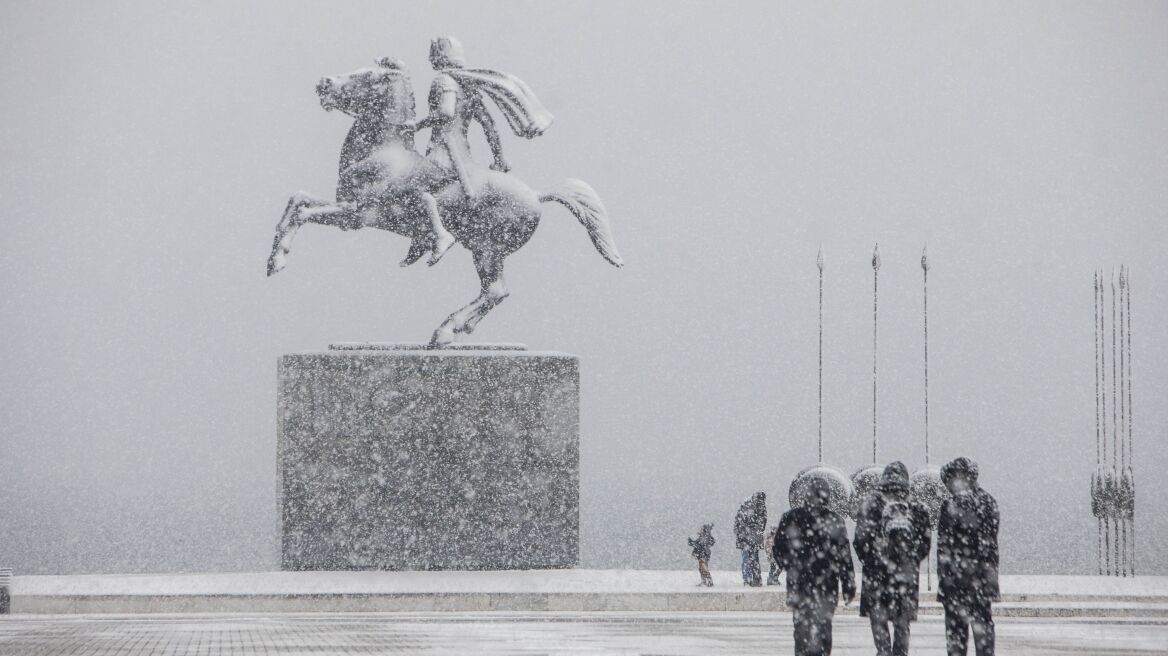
[790,465,854,518]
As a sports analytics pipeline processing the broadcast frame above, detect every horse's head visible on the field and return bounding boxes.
[316,58,415,124]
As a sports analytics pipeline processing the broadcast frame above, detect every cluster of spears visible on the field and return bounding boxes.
[1092,267,1136,577]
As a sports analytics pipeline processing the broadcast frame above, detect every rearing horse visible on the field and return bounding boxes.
[267,58,623,346]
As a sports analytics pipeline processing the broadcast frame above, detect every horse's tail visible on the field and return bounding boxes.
[539,179,624,267]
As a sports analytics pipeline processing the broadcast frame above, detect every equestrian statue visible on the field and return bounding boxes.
[267,37,623,346]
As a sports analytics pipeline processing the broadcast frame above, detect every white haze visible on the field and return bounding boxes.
[1,0,1166,575]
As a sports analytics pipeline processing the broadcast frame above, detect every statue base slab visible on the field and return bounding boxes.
[278,348,579,571]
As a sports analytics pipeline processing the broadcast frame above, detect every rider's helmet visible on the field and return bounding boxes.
[429,36,466,69]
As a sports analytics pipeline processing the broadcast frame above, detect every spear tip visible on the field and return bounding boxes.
[817,245,824,272]
[921,244,930,271]
[872,243,881,270]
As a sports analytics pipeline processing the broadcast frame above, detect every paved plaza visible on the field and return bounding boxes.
[1,612,1166,655]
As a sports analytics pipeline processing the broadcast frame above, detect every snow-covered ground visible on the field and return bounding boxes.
[14,569,1167,599]
[1,612,1165,655]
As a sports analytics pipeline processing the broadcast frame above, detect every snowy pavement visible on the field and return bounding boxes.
[11,570,1168,615]
[1,612,1166,655]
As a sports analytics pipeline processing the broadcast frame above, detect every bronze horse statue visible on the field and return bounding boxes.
[267,58,623,346]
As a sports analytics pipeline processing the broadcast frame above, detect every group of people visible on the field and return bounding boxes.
[689,456,999,656]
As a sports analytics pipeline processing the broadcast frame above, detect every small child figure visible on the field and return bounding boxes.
[688,523,716,587]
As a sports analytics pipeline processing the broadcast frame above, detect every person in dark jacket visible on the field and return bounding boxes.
[688,523,716,587]
[853,461,932,656]
[772,478,856,656]
[735,492,767,586]
[764,526,781,585]
[937,457,1000,656]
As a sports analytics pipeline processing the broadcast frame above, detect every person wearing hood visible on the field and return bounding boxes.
[687,523,716,587]
[853,461,932,656]
[734,492,767,586]
[772,477,855,655]
[938,457,999,656]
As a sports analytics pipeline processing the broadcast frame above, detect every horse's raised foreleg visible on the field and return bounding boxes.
[267,192,360,276]
[429,252,509,347]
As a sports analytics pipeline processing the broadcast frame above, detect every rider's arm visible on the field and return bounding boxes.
[473,96,509,172]
[406,75,458,131]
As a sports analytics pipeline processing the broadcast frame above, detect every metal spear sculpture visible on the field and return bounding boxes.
[1120,266,1136,575]
[818,246,825,464]
[791,247,854,518]
[1118,269,1127,576]
[850,245,884,512]
[1088,268,1107,569]
[872,243,880,464]
[1092,266,1136,576]
[911,245,948,591]
[1092,270,1104,575]
[922,244,931,465]
[1111,270,1121,574]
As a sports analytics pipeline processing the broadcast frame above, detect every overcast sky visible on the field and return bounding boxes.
[1,0,1166,574]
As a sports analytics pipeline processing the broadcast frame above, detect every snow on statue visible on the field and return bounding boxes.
[266,37,623,346]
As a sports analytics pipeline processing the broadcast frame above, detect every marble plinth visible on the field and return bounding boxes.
[278,347,579,571]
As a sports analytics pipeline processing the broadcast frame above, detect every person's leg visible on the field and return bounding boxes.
[971,603,995,656]
[868,607,892,656]
[741,551,750,585]
[891,613,912,656]
[792,608,811,655]
[417,191,455,265]
[945,603,970,656]
[818,603,835,655]
[748,550,761,586]
[698,559,711,586]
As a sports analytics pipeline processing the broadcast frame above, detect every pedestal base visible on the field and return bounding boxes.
[278,347,579,570]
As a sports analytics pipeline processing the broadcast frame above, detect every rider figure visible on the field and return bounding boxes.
[404,36,553,266]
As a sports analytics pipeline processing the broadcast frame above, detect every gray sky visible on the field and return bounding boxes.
[1,0,1166,574]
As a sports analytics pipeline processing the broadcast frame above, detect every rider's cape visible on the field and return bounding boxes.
[445,68,554,139]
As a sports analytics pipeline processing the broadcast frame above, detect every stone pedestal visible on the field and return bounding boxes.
[278,345,579,571]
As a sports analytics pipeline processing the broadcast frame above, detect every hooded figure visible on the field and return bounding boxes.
[734,492,767,586]
[853,461,932,656]
[773,478,855,656]
[688,523,716,587]
[938,457,999,656]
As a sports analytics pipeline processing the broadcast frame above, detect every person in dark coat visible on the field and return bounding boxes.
[764,526,781,585]
[937,457,1000,656]
[772,478,856,656]
[688,523,716,587]
[853,461,932,656]
[734,492,767,586]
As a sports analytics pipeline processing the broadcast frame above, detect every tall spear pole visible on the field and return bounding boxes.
[872,243,880,464]
[1119,268,1128,576]
[818,246,825,464]
[1094,270,1102,575]
[1111,269,1120,575]
[922,245,930,465]
[1100,269,1110,576]
[1125,265,1135,576]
